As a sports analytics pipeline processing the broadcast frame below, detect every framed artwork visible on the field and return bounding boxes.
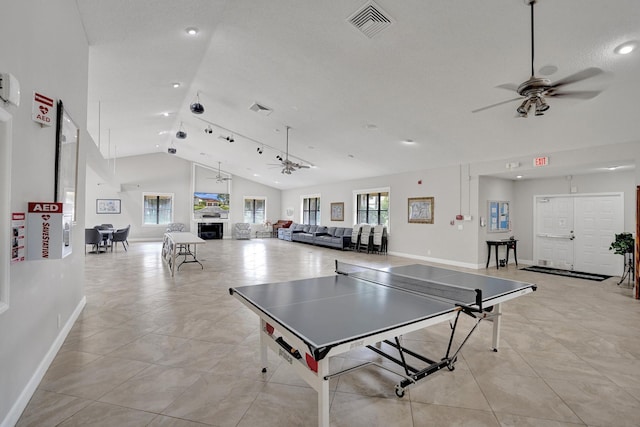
[408,197,434,224]
[330,202,344,221]
[54,100,79,223]
[97,199,121,214]
[488,200,510,232]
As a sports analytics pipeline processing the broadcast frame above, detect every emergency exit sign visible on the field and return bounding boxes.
[533,156,549,167]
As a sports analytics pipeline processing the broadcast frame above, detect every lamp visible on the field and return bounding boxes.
[516,97,533,117]
[534,96,549,116]
[190,92,205,114]
[176,122,187,139]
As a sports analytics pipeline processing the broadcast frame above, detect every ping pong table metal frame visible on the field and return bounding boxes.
[230,272,534,427]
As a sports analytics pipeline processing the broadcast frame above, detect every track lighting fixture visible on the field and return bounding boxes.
[190,92,205,114]
[256,146,263,154]
[168,147,177,154]
[276,154,283,161]
[224,135,234,143]
[204,126,213,134]
[176,122,187,139]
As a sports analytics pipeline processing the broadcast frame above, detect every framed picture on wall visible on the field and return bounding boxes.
[488,200,510,232]
[330,202,344,221]
[96,199,121,214]
[408,197,434,224]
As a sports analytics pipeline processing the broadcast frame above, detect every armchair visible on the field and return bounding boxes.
[233,223,251,240]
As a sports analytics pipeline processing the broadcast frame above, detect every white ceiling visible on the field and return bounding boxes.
[78,0,640,189]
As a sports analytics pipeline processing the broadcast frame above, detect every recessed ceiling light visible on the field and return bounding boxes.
[516,175,523,179]
[162,112,170,117]
[155,144,160,148]
[365,123,378,130]
[185,27,199,36]
[614,41,637,55]
[158,130,169,135]
[253,173,260,177]
[172,82,181,88]
[348,154,355,158]
[402,139,416,145]
[607,166,617,170]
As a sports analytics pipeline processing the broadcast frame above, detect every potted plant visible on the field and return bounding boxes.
[609,232,634,255]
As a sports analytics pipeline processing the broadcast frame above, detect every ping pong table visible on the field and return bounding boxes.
[229,261,536,427]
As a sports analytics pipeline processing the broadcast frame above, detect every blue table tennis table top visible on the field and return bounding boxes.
[230,263,536,356]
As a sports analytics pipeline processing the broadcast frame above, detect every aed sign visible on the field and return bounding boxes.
[27,202,64,260]
[533,156,549,167]
[32,92,55,126]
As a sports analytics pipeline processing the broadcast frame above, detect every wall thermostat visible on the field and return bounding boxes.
[0,73,21,107]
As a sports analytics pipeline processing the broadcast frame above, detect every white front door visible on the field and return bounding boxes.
[574,195,624,276]
[534,193,624,276]
[535,197,575,269]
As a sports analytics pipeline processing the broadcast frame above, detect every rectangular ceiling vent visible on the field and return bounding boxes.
[249,102,273,116]
[348,1,394,39]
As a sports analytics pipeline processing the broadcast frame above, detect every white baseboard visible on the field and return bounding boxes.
[1,296,86,427]
[388,251,479,270]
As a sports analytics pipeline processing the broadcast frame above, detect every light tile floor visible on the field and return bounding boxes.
[16,239,640,427]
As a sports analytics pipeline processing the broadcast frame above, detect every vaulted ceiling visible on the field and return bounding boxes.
[78,0,640,189]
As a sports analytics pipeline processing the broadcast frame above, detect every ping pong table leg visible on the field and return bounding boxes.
[491,303,502,351]
[317,359,330,427]
[259,320,269,372]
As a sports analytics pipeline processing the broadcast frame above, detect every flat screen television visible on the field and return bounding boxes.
[193,192,230,219]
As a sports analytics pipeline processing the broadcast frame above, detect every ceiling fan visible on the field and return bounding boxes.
[472,0,603,117]
[270,126,310,175]
[208,161,232,183]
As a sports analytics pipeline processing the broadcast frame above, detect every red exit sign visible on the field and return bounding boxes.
[533,156,549,167]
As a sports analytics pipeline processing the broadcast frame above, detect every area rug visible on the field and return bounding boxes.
[520,266,612,282]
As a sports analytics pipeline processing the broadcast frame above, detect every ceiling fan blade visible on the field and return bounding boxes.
[550,67,603,88]
[495,83,519,92]
[472,97,522,113]
[547,90,601,100]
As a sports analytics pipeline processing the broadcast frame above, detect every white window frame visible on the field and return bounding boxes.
[301,193,321,225]
[353,187,390,232]
[141,192,174,227]
[243,196,267,224]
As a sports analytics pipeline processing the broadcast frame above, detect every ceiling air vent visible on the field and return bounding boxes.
[249,102,273,116]
[348,1,394,39]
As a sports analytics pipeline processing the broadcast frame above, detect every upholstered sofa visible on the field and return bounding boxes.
[314,226,352,250]
[283,223,352,250]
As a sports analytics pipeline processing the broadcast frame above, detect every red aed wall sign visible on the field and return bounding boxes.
[533,156,549,167]
[27,202,65,260]
[32,92,55,127]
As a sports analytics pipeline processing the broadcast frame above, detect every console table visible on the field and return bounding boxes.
[486,239,518,269]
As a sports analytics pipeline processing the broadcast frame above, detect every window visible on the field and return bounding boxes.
[143,193,174,225]
[302,196,321,225]
[244,198,266,224]
[355,189,389,228]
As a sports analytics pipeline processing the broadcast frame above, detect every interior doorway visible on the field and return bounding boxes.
[534,193,624,276]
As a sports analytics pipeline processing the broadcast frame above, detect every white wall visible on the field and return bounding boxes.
[86,154,282,241]
[0,2,89,425]
[86,153,192,240]
[478,176,516,266]
[282,164,480,268]
[511,170,636,262]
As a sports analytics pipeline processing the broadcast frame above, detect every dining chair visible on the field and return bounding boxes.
[84,228,102,254]
[110,225,130,252]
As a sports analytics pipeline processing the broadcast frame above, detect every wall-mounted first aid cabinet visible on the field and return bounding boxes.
[27,202,71,260]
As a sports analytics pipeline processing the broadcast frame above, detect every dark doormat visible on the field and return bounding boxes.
[521,266,612,282]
